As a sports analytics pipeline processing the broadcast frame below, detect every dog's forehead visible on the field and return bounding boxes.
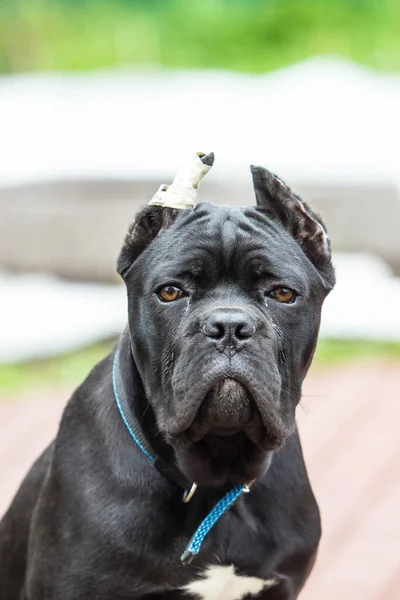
[170,202,276,247]
[142,202,316,283]
[169,203,301,258]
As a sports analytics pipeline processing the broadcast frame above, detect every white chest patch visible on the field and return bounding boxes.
[183,564,277,600]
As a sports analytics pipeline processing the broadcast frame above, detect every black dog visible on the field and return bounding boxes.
[0,164,335,599]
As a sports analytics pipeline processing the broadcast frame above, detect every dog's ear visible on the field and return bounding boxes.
[251,166,335,290]
[117,205,177,278]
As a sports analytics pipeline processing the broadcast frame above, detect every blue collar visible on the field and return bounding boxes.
[112,348,250,563]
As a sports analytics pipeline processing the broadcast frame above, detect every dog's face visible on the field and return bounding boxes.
[118,167,335,487]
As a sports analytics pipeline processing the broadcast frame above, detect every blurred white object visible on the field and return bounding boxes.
[0,252,399,364]
[0,57,399,191]
[0,272,126,363]
[320,252,400,341]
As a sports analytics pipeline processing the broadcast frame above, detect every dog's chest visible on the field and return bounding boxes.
[182,564,276,600]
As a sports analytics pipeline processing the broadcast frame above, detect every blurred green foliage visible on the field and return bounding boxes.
[1,0,399,74]
[0,341,115,397]
[1,339,400,397]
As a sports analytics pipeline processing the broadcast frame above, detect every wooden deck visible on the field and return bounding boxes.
[1,360,399,599]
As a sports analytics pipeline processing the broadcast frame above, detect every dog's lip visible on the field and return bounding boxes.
[208,424,243,437]
[185,378,264,444]
[199,376,252,418]
[164,368,291,449]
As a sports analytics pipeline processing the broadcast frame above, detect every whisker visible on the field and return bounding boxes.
[298,401,309,415]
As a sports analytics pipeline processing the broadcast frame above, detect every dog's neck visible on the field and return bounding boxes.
[116,331,177,468]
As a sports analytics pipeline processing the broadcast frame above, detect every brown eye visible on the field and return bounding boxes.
[158,286,184,302]
[269,287,297,304]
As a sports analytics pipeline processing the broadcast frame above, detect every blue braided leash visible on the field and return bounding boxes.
[180,484,247,562]
[112,350,154,462]
[112,349,249,563]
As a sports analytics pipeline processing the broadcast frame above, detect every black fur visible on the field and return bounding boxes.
[0,166,334,599]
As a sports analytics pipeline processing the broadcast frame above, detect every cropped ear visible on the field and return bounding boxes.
[251,165,335,290]
[117,205,177,278]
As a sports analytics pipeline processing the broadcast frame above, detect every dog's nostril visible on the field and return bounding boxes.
[202,321,225,340]
[236,320,256,339]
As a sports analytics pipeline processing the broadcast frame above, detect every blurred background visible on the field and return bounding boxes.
[1,1,400,598]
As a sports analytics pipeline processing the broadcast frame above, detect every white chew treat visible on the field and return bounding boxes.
[148,152,213,210]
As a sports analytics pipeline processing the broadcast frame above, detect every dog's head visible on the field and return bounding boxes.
[117,166,335,487]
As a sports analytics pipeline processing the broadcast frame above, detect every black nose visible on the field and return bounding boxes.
[202,309,256,349]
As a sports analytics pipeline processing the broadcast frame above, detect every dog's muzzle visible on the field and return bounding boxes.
[181,378,265,448]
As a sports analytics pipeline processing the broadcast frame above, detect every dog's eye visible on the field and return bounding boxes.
[158,286,184,302]
[268,287,297,304]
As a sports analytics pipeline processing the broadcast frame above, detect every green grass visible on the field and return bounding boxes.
[0,340,116,397]
[1,338,400,398]
[1,0,400,74]
[313,339,400,366]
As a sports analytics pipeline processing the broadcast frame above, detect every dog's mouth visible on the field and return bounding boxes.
[179,378,280,451]
[167,377,286,486]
